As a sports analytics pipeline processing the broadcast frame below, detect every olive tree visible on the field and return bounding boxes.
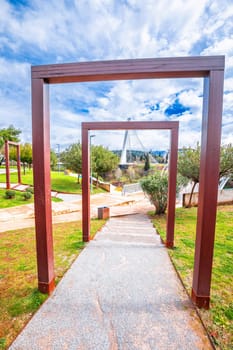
[91,145,119,181]
[60,142,82,182]
[61,143,119,184]
[178,143,233,207]
[140,171,168,215]
[9,142,33,174]
[177,144,200,207]
[140,171,186,215]
[0,125,21,163]
[0,125,21,149]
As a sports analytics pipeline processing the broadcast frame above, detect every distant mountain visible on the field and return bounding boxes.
[112,149,168,163]
[150,150,168,157]
[112,149,168,156]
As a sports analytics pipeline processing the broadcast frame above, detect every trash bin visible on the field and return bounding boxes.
[98,206,110,219]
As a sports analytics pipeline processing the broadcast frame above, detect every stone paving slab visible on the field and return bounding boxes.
[9,214,212,350]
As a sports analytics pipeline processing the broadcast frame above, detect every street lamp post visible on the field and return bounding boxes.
[56,144,60,173]
[90,134,95,192]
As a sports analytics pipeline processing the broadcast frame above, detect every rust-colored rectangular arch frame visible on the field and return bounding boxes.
[81,121,178,246]
[5,140,21,189]
[31,55,224,308]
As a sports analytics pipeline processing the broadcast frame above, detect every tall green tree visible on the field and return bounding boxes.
[144,152,150,172]
[21,143,33,174]
[50,149,58,171]
[178,143,233,207]
[219,143,233,178]
[177,144,200,207]
[60,143,119,184]
[9,143,33,174]
[60,143,82,182]
[92,145,119,181]
[0,125,21,149]
[21,143,32,165]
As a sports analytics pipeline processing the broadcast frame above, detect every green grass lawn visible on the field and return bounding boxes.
[0,188,34,208]
[0,170,105,194]
[0,188,62,209]
[50,171,83,193]
[0,219,106,349]
[150,205,233,350]
[0,169,34,186]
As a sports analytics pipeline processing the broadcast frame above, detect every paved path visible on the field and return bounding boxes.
[9,214,212,350]
[0,192,154,232]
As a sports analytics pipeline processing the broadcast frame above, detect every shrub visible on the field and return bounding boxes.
[140,171,186,215]
[5,190,16,199]
[140,172,168,215]
[22,192,32,201]
[26,187,34,194]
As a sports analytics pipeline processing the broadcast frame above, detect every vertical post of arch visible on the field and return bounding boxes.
[32,78,55,294]
[192,70,224,309]
[16,144,21,184]
[166,126,179,248]
[82,126,90,242]
[5,141,10,190]
[5,140,21,189]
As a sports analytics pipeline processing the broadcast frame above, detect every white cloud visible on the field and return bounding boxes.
[0,0,232,150]
[0,57,30,87]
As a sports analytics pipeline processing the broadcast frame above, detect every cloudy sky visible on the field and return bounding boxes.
[0,0,233,153]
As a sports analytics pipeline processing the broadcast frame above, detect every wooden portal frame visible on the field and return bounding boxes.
[31,56,224,308]
[5,140,21,189]
[82,121,178,245]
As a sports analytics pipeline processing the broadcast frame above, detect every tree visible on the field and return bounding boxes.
[21,143,32,163]
[178,143,233,207]
[50,149,58,171]
[144,153,150,172]
[0,125,21,149]
[219,143,233,178]
[92,145,119,181]
[140,171,168,215]
[177,144,200,207]
[21,143,33,174]
[60,143,82,182]
[9,143,33,174]
[140,171,185,215]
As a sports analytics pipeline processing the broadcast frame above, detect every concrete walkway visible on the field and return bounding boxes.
[9,214,212,350]
[0,192,154,232]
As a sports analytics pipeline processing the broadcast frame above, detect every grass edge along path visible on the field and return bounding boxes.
[0,170,105,195]
[0,219,106,350]
[150,205,233,350]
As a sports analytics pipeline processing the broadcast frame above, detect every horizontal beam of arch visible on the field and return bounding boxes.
[82,121,179,130]
[32,56,224,83]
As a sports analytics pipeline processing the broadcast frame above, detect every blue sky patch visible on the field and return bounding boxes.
[149,103,160,111]
[165,99,190,117]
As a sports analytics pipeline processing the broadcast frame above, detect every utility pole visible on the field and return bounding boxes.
[90,134,95,192]
[56,144,60,173]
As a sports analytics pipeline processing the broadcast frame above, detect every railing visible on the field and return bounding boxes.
[122,183,142,196]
